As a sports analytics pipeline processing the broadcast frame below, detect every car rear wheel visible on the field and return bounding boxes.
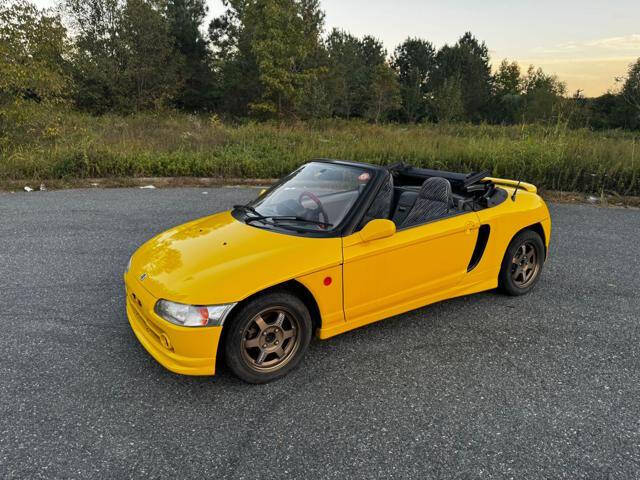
[499,229,545,296]
[223,291,312,384]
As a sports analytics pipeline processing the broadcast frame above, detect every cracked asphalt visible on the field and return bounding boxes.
[1,187,639,479]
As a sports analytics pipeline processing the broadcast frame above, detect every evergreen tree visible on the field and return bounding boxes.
[209,1,261,116]
[433,32,492,122]
[325,29,363,119]
[167,0,216,111]
[64,0,182,113]
[63,0,126,112]
[120,0,183,111]
[325,29,387,119]
[391,38,435,122]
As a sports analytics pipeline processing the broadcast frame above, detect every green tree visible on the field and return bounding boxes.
[492,60,523,124]
[210,0,325,119]
[250,0,325,118]
[618,58,640,129]
[119,0,183,111]
[64,0,182,113]
[325,29,387,119]
[167,0,216,110]
[0,0,70,144]
[521,65,566,122]
[585,93,630,130]
[296,45,331,119]
[63,0,126,112]
[325,29,362,119]
[432,32,492,122]
[209,1,261,116]
[365,63,400,123]
[430,75,463,123]
[0,0,69,106]
[391,37,435,122]
[494,60,521,96]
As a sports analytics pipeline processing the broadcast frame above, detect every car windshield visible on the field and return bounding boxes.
[242,162,374,232]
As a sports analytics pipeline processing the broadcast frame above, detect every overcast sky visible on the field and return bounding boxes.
[35,0,640,96]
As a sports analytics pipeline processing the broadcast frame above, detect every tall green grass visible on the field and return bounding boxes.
[1,107,638,195]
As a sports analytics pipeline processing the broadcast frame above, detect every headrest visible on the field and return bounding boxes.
[418,177,452,203]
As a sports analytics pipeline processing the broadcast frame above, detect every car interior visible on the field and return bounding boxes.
[245,161,509,234]
[360,164,509,230]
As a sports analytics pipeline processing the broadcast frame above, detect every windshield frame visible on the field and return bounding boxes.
[232,159,386,238]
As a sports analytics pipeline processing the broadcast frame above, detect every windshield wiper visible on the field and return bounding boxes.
[270,216,333,228]
[234,205,333,229]
[233,204,261,217]
[245,215,332,229]
[233,204,278,224]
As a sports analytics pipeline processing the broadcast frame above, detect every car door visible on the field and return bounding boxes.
[342,211,481,324]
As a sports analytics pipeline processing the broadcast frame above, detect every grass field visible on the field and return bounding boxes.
[1,107,639,195]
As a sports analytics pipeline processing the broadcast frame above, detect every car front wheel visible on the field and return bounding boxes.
[499,229,545,296]
[223,291,312,383]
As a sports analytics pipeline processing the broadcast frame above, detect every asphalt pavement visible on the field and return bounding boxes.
[1,187,639,479]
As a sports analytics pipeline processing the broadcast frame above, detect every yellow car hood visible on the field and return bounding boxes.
[130,211,342,305]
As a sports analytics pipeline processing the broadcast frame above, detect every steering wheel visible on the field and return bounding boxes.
[298,191,330,226]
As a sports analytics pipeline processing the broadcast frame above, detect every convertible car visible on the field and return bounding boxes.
[124,160,551,383]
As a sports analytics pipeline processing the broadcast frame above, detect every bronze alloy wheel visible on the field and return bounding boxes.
[240,306,301,373]
[224,291,312,383]
[510,241,540,288]
[499,229,545,296]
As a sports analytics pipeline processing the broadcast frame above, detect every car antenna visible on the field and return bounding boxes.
[511,179,522,201]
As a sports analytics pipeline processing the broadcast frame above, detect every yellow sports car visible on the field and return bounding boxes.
[124,160,551,383]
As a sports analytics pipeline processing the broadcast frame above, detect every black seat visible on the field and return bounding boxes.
[391,190,419,226]
[400,177,452,228]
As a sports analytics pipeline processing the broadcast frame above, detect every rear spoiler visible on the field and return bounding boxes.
[483,177,537,194]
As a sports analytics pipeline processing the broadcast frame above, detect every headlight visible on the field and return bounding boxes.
[125,255,132,273]
[154,299,236,327]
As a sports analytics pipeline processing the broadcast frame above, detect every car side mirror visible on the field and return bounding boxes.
[359,219,396,242]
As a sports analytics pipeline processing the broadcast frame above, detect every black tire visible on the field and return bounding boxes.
[223,290,312,384]
[498,229,545,296]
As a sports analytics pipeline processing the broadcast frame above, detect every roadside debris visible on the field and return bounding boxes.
[139,185,156,189]
[202,191,208,195]
[24,186,33,192]
[587,195,599,204]
[39,183,46,191]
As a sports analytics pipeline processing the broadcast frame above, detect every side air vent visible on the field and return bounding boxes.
[467,225,490,272]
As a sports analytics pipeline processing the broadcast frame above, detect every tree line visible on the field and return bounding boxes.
[1,0,639,130]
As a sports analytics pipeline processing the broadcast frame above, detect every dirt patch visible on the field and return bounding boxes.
[541,190,640,208]
[0,176,275,192]
[3,177,640,208]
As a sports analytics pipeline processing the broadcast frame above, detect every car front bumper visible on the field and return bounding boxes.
[124,273,221,376]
